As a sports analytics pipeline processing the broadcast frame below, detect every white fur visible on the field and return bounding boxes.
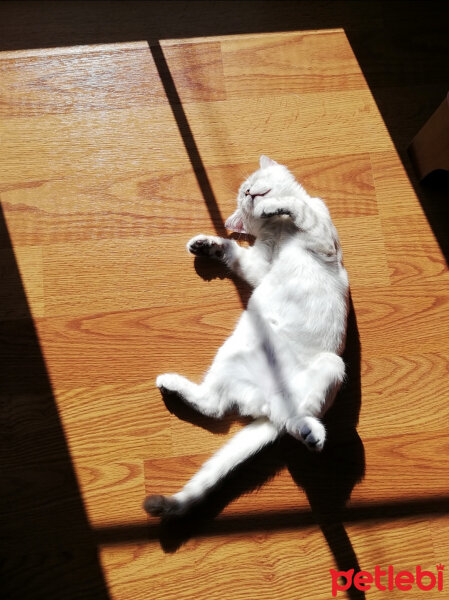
[146,156,349,517]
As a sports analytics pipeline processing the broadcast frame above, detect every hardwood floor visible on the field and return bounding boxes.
[1,9,449,600]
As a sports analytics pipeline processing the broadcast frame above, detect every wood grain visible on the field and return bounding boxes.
[221,30,368,97]
[0,45,164,116]
[0,155,377,248]
[2,24,449,600]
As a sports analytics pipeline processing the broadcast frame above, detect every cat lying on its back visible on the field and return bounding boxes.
[145,155,349,518]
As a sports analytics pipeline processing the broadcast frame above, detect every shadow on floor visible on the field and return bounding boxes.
[0,206,110,599]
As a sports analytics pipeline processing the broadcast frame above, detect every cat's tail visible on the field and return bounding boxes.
[144,417,280,518]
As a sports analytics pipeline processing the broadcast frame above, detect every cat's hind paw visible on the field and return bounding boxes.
[187,234,226,259]
[143,494,182,518]
[156,373,198,403]
[286,416,326,452]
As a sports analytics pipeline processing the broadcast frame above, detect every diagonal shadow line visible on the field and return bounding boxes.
[95,496,449,545]
[150,42,226,237]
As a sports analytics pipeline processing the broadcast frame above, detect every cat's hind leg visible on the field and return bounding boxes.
[145,417,280,517]
[300,352,345,414]
[286,352,345,451]
[156,373,223,418]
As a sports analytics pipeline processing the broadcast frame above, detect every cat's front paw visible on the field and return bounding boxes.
[156,373,179,394]
[255,200,292,220]
[187,234,226,260]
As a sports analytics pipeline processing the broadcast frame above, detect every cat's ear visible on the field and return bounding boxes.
[259,155,278,169]
[225,208,247,233]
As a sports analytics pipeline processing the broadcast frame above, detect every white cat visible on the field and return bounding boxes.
[145,156,349,518]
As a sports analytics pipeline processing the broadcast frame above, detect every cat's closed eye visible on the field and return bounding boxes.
[247,188,271,199]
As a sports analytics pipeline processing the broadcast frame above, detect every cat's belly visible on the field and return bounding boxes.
[208,311,296,417]
[207,274,346,420]
[248,272,347,355]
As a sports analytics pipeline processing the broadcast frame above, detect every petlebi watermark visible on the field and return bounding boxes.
[330,564,444,597]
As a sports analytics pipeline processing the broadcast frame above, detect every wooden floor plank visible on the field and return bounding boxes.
[221,29,368,96]
[0,45,164,116]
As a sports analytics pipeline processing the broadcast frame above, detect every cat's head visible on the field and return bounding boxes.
[225,155,296,235]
